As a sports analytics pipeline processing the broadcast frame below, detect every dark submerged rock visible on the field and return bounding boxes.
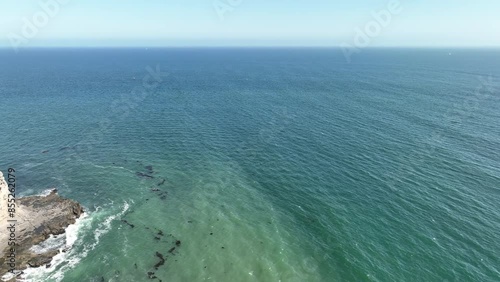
[147,272,156,279]
[121,219,135,228]
[154,252,165,270]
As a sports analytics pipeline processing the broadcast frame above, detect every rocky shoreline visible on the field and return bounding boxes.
[0,171,84,279]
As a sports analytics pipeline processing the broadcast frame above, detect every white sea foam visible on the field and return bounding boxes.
[1,272,16,281]
[94,201,129,243]
[18,188,59,198]
[15,212,89,282]
[39,189,57,197]
[17,201,130,282]
[22,162,44,169]
[29,234,65,254]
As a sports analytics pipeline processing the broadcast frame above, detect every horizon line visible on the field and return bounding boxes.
[1,45,500,49]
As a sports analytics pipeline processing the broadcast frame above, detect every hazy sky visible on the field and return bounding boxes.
[0,0,499,47]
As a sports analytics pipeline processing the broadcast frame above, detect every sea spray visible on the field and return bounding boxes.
[19,201,130,282]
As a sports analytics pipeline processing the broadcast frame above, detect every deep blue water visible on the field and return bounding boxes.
[0,48,499,281]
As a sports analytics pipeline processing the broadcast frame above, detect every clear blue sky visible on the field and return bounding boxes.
[0,0,499,47]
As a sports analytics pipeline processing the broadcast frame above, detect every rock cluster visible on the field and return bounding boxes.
[0,171,84,278]
[0,172,9,224]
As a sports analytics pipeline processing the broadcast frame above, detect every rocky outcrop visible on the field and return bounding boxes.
[0,172,9,225]
[0,171,84,277]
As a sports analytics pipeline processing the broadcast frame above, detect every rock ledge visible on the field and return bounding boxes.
[0,171,84,278]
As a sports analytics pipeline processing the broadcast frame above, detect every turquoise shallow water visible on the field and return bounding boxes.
[0,48,499,281]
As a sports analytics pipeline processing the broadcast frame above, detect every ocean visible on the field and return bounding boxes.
[0,48,499,281]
